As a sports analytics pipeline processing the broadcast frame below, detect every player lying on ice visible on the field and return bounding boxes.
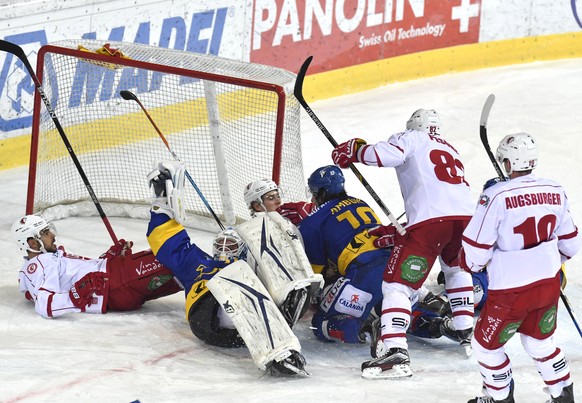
[146,161,322,376]
[242,177,322,324]
[277,165,482,355]
[12,215,182,318]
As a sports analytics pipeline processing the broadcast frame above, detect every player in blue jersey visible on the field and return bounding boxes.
[279,165,456,346]
[145,161,308,376]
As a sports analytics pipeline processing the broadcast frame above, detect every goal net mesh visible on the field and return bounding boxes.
[28,39,304,231]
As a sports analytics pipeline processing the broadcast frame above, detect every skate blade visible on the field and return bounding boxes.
[278,364,310,377]
[361,364,413,380]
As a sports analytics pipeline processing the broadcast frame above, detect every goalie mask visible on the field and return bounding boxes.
[12,215,56,253]
[406,109,442,135]
[496,132,538,175]
[212,228,247,263]
[243,179,280,214]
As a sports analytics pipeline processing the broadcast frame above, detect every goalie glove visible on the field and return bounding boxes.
[277,202,315,226]
[69,272,106,310]
[331,138,367,168]
[147,161,186,224]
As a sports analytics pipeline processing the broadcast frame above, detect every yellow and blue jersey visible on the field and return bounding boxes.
[146,213,226,319]
[299,197,385,276]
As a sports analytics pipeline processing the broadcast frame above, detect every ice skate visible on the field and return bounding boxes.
[545,383,574,403]
[440,317,473,356]
[468,380,514,403]
[361,347,412,380]
[269,350,309,377]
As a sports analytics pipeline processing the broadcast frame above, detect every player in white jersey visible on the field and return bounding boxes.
[12,215,182,319]
[331,109,475,379]
[459,133,579,403]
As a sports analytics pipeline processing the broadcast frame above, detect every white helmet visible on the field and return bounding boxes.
[212,228,247,262]
[406,109,442,135]
[11,215,52,253]
[243,179,279,211]
[496,132,538,175]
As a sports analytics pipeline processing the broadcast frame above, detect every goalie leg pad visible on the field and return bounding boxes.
[236,212,323,307]
[207,260,303,372]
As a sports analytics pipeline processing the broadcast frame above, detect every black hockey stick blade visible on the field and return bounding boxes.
[479,94,506,180]
[293,56,405,234]
[0,39,119,243]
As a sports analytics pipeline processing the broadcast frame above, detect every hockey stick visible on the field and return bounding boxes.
[0,39,119,244]
[479,94,505,180]
[294,56,406,235]
[479,94,582,338]
[119,90,225,230]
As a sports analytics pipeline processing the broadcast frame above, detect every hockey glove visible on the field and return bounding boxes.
[69,272,106,309]
[99,239,133,259]
[277,202,315,225]
[368,224,398,249]
[483,177,503,191]
[331,138,367,168]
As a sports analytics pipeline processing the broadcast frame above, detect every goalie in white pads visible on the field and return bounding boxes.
[146,161,308,376]
[242,179,324,327]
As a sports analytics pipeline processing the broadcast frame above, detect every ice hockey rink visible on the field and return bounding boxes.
[1,58,581,402]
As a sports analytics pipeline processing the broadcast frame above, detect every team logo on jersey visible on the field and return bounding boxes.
[147,274,173,290]
[26,263,37,274]
[400,255,428,283]
[539,306,557,334]
[478,194,490,207]
[321,277,347,312]
[335,284,372,318]
[498,321,521,343]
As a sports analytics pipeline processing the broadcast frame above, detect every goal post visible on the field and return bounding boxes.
[26,39,305,231]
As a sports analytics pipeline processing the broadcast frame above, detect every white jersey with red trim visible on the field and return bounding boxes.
[359,129,473,227]
[18,247,107,318]
[462,174,580,291]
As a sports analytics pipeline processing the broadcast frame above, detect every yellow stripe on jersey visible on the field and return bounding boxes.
[336,229,379,275]
[311,264,325,275]
[147,219,185,255]
[185,280,210,320]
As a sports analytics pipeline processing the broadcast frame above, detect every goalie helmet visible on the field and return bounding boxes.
[307,165,345,196]
[243,179,279,210]
[212,228,247,262]
[406,109,442,135]
[11,215,54,253]
[496,132,538,175]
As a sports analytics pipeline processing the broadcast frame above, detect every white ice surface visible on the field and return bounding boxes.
[1,59,581,402]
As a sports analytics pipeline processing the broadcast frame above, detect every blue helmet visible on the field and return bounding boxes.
[307,165,345,196]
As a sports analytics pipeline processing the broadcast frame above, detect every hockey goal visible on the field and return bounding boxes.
[26,39,305,231]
